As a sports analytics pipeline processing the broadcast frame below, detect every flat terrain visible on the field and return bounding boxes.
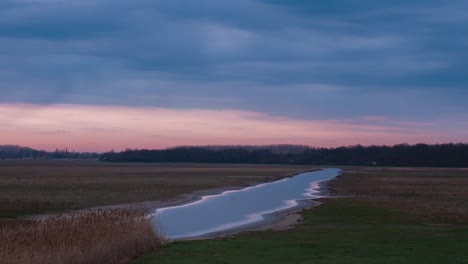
[332,167,468,223]
[0,160,314,219]
[137,167,468,264]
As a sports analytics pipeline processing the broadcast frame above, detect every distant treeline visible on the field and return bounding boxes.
[176,144,310,154]
[101,143,468,167]
[0,145,100,160]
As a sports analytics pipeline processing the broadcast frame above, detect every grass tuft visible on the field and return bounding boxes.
[0,209,166,264]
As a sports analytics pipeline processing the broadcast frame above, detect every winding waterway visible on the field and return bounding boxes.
[152,168,341,240]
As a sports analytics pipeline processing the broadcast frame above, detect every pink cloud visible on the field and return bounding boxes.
[0,103,465,152]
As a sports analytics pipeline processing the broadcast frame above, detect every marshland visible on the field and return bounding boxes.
[1,161,468,263]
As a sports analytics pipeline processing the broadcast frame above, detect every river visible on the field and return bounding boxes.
[152,168,341,240]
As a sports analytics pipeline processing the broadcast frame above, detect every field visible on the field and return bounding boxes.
[2,162,468,264]
[136,167,468,264]
[0,161,314,219]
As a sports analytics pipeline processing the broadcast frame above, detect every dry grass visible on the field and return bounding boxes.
[331,167,468,224]
[0,160,314,219]
[0,209,166,264]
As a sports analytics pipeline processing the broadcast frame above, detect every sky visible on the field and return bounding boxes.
[1,0,467,151]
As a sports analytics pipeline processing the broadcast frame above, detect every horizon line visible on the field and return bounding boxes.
[2,142,468,154]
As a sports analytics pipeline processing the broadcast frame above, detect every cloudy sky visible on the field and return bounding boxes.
[1,0,467,151]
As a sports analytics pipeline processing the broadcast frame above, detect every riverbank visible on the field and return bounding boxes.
[94,168,321,213]
[27,168,322,223]
[136,167,468,264]
[0,161,317,220]
[246,179,334,233]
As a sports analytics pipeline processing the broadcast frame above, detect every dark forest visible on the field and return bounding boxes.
[101,143,468,167]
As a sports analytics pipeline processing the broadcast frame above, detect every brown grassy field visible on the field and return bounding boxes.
[331,166,468,224]
[0,209,165,264]
[0,160,314,219]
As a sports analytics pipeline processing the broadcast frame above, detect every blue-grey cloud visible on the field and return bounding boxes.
[0,0,467,121]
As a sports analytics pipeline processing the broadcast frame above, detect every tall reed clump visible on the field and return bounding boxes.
[0,209,166,264]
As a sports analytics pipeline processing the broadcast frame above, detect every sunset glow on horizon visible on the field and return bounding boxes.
[1,103,465,152]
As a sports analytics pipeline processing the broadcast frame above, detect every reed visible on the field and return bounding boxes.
[0,209,166,264]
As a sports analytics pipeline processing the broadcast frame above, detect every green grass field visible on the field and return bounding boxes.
[0,161,314,219]
[136,167,468,264]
